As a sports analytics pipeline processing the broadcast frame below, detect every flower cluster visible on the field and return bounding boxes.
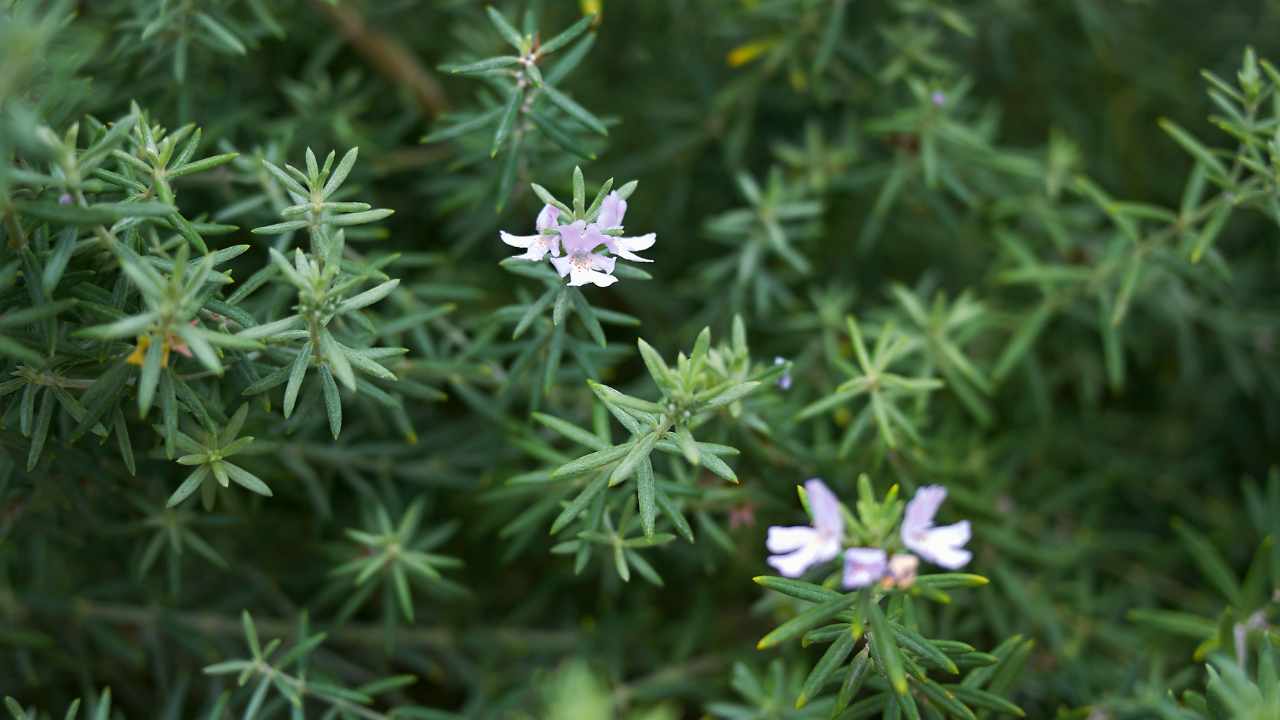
[766,479,971,589]
[500,189,656,287]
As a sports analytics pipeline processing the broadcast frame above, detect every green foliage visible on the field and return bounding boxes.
[1,0,1279,718]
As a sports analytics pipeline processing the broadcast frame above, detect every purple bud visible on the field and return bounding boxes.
[58,193,73,205]
[931,91,946,108]
[774,357,792,390]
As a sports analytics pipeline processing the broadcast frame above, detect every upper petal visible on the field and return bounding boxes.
[902,485,947,536]
[536,204,560,232]
[804,479,843,538]
[597,191,627,229]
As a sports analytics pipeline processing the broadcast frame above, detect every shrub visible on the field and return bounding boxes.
[1,1,1278,718]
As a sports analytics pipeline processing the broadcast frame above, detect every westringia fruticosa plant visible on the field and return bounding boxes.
[1,1,1279,718]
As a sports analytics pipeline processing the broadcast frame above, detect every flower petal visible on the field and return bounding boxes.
[589,252,616,274]
[804,479,843,538]
[618,232,655,252]
[583,270,618,287]
[910,522,972,570]
[500,231,536,249]
[766,525,817,553]
[902,485,947,537]
[767,543,822,578]
[842,547,887,588]
[919,541,971,570]
[567,265,617,288]
[550,256,572,277]
[603,233,656,262]
[559,220,593,254]
[927,520,970,547]
[520,246,547,261]
[597,191,626,229]
[536,204,559,232]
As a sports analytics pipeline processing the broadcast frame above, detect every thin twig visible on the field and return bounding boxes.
[312,0,450,119]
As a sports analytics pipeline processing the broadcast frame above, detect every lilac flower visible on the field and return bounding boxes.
[766,479,843,577]
[551,221,619,287]
[498,188,657,288]
[901,485,971,569]
[931,91,947,107]
[842,547,887,588]
[594,192,655,263]
[500,204,562,261]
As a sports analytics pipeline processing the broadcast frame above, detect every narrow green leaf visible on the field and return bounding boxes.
[540,15,594,55]
[865,593,908,695]
[320,365,342,439]
[540,84,607,135]
[485,6,525,49]
[283,342,312,418]
[756,591,858,650]
[637,456,657,538]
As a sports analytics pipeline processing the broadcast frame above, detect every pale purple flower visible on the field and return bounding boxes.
[500,204,562,261]
[500,188,657,288]
[594,191,656,263]
[766,479,843,577]
[842,547,887,588]
[901,485,971,569]
[931,91,946,107]
[58,193,73,205]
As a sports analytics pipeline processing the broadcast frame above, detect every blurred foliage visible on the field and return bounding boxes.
[1,0,1280,718]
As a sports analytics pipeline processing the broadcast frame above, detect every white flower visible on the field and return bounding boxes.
[901,485,971,569]
[500,204,562,261]
[766,479,843,577]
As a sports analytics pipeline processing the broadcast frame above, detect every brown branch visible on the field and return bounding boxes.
[313,0,450,119]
